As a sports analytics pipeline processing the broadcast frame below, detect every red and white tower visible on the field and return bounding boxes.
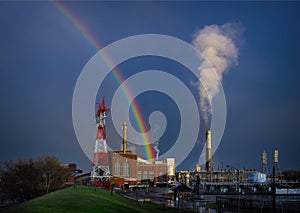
[91,97,111,180]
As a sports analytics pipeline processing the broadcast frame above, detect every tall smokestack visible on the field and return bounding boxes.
[122,122,127,154]
[274,148,279,173]
[274,148,278,164]
[262,149,267,174]
[206,130,212,172]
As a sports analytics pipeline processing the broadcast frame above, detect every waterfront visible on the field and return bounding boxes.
[118,187,300,212]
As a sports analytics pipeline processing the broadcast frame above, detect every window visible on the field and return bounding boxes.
[143,171,148,174]
[138,170,142,174]
[149,170,154,174]
[115,162,120,176]
[123,162,129,177]
[138,176,142,181]
[159,172,164,182]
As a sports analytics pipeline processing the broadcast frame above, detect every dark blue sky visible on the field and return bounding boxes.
[0,1,300,172]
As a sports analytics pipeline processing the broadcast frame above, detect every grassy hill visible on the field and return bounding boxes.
[2,186,182,213]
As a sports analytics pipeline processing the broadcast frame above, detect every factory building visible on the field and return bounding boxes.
[109,152,175,187]
[137,163,168,184]
[109,151,138,185]
[177,169,267,193]
[108,122,175,187]
[175,131,286,194]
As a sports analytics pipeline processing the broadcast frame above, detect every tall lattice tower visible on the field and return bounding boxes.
[91,97,111,181]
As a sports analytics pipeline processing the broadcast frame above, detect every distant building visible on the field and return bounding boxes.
[109,149,175,187]
[138,163,168,184]
[166,158,176,178]
[109,150,138,185]
[106,122,176,187]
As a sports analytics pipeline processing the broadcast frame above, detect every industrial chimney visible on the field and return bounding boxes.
[274,148,279,173]
[262,149,267,174]
[122,122,127,154]
[206,130,212,172]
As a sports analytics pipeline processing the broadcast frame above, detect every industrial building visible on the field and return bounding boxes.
[90,99,175,188]
[177,169,267,193]
[108,122,175,188]
[176,130,288,194]
[89,98,291,193]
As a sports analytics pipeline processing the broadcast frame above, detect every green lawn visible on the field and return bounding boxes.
[2,186,185,213]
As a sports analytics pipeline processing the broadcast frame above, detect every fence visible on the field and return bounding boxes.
[216,195,300,212]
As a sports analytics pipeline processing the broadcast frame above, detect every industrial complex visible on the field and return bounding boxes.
[55,97,300,213]
[87,97,299,197]
[89,98,175,189]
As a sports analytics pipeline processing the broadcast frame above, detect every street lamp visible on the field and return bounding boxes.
[226,165,240,212]
[73,169,83,190]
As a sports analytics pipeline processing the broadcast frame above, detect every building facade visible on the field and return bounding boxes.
[109,150,175,186]
[137,163,168,184]
[109,151,137,185]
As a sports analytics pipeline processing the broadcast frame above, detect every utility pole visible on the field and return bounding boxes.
[237,169,240,212]
[272,166,276,212]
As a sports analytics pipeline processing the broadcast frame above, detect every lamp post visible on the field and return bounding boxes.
[73,170,78,189]
[226,165,240,212]
[73,169,82,190]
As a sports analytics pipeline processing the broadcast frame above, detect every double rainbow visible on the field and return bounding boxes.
[52,1,156,161]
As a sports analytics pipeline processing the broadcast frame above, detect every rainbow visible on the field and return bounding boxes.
[52,1,155,161]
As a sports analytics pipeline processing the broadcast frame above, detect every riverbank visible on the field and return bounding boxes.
[1,186,186,213]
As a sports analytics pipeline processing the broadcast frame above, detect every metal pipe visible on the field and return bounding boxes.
[122,122,127,153]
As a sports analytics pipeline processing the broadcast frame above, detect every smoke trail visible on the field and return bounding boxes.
[153,140,160,161]
[193,23,242,124]
[150,124,161,161]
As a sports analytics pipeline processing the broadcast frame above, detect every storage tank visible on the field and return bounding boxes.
[248,172,266,183]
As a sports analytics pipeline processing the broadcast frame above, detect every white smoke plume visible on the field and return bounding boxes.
[150,123,162,161]
[153,140,160,161]
[193,22,243,124]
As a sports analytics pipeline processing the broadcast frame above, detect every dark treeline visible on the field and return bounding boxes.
[0,156,71,205]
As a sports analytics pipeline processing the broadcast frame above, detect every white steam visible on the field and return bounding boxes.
[193,23,242,124]
[153,140,160,161]
[150,123,162,161]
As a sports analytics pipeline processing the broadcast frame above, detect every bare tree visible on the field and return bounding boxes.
[0,159,40,202]
[0,156,71,204]
[36,156,70,193]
